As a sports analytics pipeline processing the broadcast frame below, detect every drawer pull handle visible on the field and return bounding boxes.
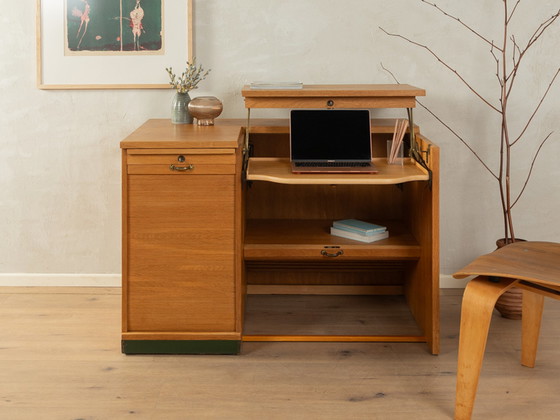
[169,164,194,171]
[321,249,344,258]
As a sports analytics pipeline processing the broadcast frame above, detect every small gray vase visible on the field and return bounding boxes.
[171,92,193,124]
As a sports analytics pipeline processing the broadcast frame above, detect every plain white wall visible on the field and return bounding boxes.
[1,0,559,284]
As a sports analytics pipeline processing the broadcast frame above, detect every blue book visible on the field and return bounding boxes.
[330,227,389,243]
[332,219,387,236]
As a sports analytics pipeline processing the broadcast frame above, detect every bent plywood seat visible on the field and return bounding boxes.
[453,241,560,420]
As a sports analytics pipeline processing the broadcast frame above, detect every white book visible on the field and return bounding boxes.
[330,227,389,243]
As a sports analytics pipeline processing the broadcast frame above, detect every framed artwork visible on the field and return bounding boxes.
[36,0,193,89]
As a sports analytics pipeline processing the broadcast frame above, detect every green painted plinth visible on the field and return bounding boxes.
[122,340,241,355]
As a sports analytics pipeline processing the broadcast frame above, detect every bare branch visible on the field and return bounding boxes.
[511,132,554,207]
[512,68,560,146]
[380,2,560,239]
[418,100,499,179]
[510,35,521,69]
[380,62,498,180]
[507,0,521,24]
[490,43,503,88]
[526,10,560,51]
[420,0,502,51]
[508,9,560,94]
[380,27,502,113]
[380,62,400,85]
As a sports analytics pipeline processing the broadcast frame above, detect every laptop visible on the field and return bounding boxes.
[290,109,377,173]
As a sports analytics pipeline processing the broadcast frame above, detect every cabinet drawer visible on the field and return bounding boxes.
[127,149,236,165]
[243,96,417,109]
[127,148,237,175]
[128,164,235,175]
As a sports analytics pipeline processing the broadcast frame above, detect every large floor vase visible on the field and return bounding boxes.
[494,238,525,319]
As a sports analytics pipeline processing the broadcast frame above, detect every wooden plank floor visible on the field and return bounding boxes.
[0,287,559,419]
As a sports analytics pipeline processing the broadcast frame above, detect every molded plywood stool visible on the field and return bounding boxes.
[452,241,560,420]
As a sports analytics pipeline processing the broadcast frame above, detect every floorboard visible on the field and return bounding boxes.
[0,287,558,419]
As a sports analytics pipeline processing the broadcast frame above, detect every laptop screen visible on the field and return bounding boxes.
[290,109,372,161]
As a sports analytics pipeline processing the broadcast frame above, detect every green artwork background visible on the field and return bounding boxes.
[66,0,163,52]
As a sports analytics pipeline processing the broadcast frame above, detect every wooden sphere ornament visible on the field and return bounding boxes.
[188,96,223,126]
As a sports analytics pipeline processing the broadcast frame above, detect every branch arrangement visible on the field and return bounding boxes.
[166,58,211,94]
[381,0,560,243]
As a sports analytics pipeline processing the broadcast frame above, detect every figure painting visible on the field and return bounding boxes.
[66,0,163,53]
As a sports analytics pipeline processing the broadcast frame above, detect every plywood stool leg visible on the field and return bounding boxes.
[521,290,544,368]
[455,277,515,420]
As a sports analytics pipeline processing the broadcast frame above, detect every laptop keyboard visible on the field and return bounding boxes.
[294,162,371,167]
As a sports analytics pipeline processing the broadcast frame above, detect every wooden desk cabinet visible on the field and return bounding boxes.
[121,122,244,354]
[120,85,440,355]
[242,85,439,354]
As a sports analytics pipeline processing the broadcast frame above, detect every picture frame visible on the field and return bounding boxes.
[36,0,193,89]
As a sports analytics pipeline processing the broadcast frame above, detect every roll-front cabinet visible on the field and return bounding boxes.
[120,120,244,354]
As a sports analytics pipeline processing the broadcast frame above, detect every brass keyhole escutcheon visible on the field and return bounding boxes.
[177,155,186,162]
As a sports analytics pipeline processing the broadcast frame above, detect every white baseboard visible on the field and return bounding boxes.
[0,273,467,288]
[440,274,470,289]
[0,273,121,287]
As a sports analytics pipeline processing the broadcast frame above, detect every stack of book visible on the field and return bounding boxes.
[330,219,388,243]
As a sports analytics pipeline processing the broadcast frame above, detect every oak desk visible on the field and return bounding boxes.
[121,84,439,355]
[120,117,439,354]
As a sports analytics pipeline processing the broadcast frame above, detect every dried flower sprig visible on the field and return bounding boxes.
[165,58,211,93]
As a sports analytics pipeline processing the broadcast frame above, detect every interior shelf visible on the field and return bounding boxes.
[244,219,421,261]
[246,157,429,185]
